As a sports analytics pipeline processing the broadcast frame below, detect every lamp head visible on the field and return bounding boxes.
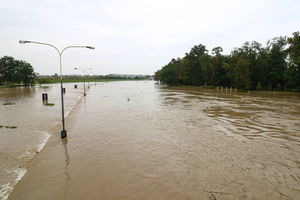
[86,46,95,50]
[19,40,31,44]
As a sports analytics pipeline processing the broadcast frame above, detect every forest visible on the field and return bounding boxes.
[155,32,300,91]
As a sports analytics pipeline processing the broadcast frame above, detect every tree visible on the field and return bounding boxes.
[154,70,160,81]
[234,57,251,89]
[0,56,16,84]
[266,37,287,89]
[154,31,299,91]
[0,56,36,86]
[16,60,36,86]
[286,31,300,89]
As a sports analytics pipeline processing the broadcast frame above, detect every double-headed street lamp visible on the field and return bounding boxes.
[19,40,95,138]
[74,67,92,96]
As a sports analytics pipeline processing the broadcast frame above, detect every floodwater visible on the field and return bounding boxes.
[2,81,300,200]
[0,83,84,200]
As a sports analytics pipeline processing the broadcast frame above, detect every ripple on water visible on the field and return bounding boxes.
[0,168,26,200]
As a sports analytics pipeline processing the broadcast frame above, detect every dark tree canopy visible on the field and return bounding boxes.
[155,31,300,91]
[0,56,36,86]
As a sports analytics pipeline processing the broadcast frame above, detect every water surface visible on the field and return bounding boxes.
[5,81,300,200]
[0,83,85,200]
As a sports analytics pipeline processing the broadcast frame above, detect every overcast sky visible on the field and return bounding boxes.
[0,0,299,75]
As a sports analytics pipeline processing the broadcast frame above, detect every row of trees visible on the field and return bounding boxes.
[0,56,36,86]
[155,32,300,90]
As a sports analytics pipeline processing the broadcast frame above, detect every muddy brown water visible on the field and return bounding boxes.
[0,83,83,200]
[2,81,300,200]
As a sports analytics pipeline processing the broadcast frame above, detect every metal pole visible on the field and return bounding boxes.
[19,40,95,139]
[60,54,67,138]
[84,77,86,96]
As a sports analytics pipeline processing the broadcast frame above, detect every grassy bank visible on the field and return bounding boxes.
[0,78,147,87]
[50,78,144,83]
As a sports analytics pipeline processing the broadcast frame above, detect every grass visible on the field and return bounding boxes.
[45,103,55,106]
[1,78,147,88]
[40,85,51,89]
[49,78,145,83]
[3,102,15,105]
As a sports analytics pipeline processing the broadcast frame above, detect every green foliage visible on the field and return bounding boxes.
[286,31,300,89]
[155,31,300,91]
[0,56,36,86]
[234,57,251,89]
[37,78,54,84]
[256,81,262,90]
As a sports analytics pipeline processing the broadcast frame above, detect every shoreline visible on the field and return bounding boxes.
[162,84,300,96]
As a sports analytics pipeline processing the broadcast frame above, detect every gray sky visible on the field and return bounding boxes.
[1,0,299,75]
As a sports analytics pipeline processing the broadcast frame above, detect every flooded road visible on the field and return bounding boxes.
[0,83,84,200]
[4,81,300,200]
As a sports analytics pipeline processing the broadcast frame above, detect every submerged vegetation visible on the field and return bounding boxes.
[0,125,17,129]
[155,31,300,91]
[2,102,15,105]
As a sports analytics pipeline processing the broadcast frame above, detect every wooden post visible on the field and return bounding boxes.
[42,93,48,103]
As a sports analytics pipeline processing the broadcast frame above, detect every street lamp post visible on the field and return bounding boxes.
[19,40,95,138]
[74,67,92,96]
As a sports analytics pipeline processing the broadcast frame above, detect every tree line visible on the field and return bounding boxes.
[155,32,300,91]
[0,56,36,86]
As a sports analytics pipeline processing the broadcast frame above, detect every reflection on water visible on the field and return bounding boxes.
[62,138,70,167]
[61,138,70,199]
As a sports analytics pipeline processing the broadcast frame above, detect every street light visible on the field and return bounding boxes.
[19,40,95,138]
[74,67,92,96]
